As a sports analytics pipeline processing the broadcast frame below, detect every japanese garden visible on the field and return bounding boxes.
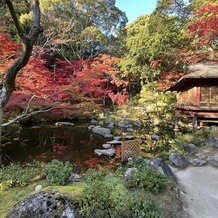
[0,0,217,217]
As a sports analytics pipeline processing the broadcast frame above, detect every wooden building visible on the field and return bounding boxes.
[167,63,218,123]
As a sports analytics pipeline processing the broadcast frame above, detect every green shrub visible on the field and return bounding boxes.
[79,169,162,218]
[80,170,127,218]
[120,157,170,193]
[126,165,170,193]
[123,192,162,218]
[0,162,45,188]
[45,160,72,185]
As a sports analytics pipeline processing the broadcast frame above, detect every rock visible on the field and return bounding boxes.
[151,134,160,141]
[118,120,133,128]
[55,122,74,126]
[125,135,135,140]
[94,149,116,157]
[127,128,134,132]
[6,191,78,218]
[92,126,111,137]
[2,141,12,147]
[185,143,197,153]
[113,136,123,141]
[68,173,82,182]
[31,126,41,129]
[133,120,142,127]
[88,125,95,130]
[108,123,115,128]
[173,125,180,132]
[34,184,42,192]
[13,137,21,141]
[207,153,218,167]
[104,134,113,139]
[195,153,207,159]
[61,206,76,218]
[205,137,218,148]
[106,140,122,145]
[105,118,115,125]
[189,158,207,166]
[149,158,176,180]
[141,135,147,140]
[123,168,138,181]
[169,153,189,168]
[90,118,98,124]
[103,144,111,149]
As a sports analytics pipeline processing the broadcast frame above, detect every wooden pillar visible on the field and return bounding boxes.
[192,113,198,129]
[195,86,200,106]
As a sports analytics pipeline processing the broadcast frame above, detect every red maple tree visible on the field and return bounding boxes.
[0,29,128,119]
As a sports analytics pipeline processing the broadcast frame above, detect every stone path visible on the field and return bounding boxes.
[175,165,218,218]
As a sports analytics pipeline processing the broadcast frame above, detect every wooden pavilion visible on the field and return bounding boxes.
[167,63,218,123]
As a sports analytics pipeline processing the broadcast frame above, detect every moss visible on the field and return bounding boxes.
[43,182,85,201]
[0,181,85,217]
[0,182,38,217]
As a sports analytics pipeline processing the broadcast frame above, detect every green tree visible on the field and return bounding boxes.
[17,0,128,60]
[120,11,188,84]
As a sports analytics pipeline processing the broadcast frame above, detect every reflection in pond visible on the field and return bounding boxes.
[3,122,108,172]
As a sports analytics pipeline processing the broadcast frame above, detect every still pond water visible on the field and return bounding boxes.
[3,122,110,172]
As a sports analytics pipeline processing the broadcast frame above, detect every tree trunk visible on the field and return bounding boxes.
[0,106,3,165]
[0,0,42,165]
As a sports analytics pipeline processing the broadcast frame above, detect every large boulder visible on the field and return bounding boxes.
[94,149,116,157]
[185,143,197,153]
[205,137,218,148]
[169,153,189,169]
[6,191,78,218]
[92,127,111,137]
[149,158,176,180]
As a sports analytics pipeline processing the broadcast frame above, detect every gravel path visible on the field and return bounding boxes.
[175,166,218,218]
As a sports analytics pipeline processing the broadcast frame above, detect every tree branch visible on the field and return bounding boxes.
[5,0,25,40]
[2,108,52,127]
[2,95,52,127]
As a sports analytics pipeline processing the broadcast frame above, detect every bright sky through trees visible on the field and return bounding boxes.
[116,0,157,23]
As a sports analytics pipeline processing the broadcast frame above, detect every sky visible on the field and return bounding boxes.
[115,0,157,23]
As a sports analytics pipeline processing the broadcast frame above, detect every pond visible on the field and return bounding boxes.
[3,121,111,173]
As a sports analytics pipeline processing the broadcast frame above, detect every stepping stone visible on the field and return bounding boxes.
[106,140,122,145]
[55,122,74,126]
[113,136,123,141]
[94,149,116,157]
[125,135,135,140]
[103,144,111,149]
[104,134,113,138]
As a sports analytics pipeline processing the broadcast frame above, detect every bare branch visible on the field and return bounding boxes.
[22,94,44,114]
[2,108,52,127]
[2,95,52,127]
